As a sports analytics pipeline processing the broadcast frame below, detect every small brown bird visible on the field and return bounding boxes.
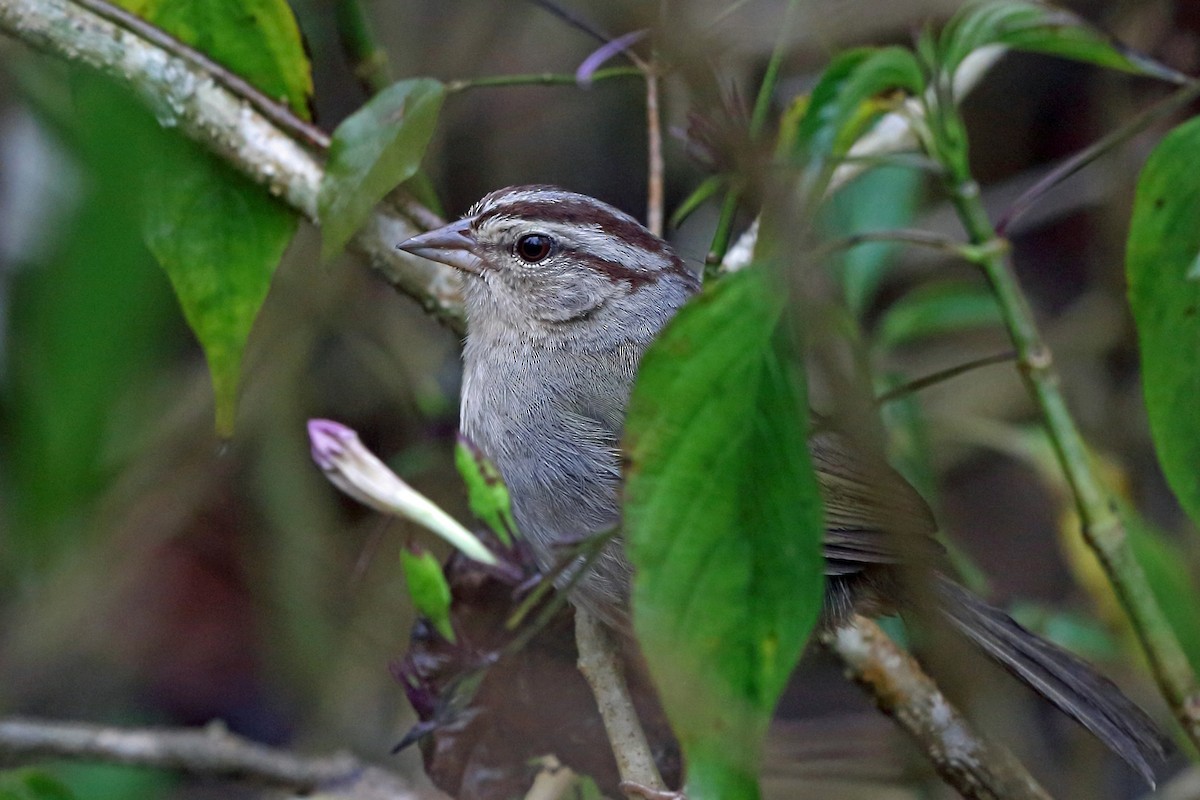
[399,185,1164,785]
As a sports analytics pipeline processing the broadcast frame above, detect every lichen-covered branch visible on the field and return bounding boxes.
[0,0,465,331]
[822,616,1053,800]
[0,717,424,799]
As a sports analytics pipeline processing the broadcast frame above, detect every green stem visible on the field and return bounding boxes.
[944,165,1200,748]
[706,0,801,273]
[334,0,392,96]
[445,67,641,93]
[705,190,742,279]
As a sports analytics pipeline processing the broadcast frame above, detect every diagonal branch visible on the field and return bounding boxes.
[0,0,465,331]
[823,617,1053,800]
[0,716,424,799]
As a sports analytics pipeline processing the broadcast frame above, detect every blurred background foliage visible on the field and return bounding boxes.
[2,1,1200,798]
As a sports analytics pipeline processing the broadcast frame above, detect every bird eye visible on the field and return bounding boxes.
[515,233,553,263]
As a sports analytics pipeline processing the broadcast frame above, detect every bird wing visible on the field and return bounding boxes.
[808,430,943,577]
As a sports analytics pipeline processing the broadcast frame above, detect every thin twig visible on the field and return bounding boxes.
[997,80,1200,235]
[446,67,642,93]
[875,351,1017,404]
[0,717,422,799]
[822,617,1053,800]
[527,0,610,47]
[820,227,968,258]
[645,63,664,236]
[574,610,667,798]
[525,0,659,232]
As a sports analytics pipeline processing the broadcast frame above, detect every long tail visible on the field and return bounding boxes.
[935,577,1165,786]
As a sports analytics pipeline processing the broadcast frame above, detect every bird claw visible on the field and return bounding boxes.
[618,781,686,800]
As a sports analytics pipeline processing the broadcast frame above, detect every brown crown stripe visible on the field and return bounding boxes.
[473,198,667,255]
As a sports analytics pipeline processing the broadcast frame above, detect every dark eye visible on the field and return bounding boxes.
[515,233,553,263]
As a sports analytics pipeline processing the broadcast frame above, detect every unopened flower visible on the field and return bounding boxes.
[308,419,497,565]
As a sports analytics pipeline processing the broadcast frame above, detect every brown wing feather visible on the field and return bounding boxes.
[808,430,942,577]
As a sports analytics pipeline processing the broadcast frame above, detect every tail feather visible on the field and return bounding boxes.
[935,577,1165,786]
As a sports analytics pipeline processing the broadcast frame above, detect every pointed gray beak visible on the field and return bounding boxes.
[396,218,485,274]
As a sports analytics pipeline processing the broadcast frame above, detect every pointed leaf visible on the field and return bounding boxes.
[1126,114,1200,530]
[940,1,1184,84]
[790,47,925,201]
[819,165,924,316]
[145,144,296,435]
[455,435,517,547]
[877,281,1002,349]
[320,79,446,259]
[111,0,309,433]
[401,545,456,642]
[624,269,825,799]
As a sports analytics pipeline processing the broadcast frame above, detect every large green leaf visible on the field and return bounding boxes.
[818,165,923,317]
[145,142,296,436]
[118,0,312,117]
[109,0,310,433]
[623,270,825,799]
[939,1,1183,84]
[1126,115,1200,530]
[319,79,445,260]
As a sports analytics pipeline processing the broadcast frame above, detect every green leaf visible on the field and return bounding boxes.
[818,165,923,316]
[790,47,925,200]
[1126,115,1200,530]
[108,0,309,434]
[145,142,296,436]
[0,770,76,800]
[623,270,825,799]
[876,281,1002,349]
[939,1,1184,84]
[400,544,456,642]
[116,0,312,117]
[319,79,446,260]
[455,435,517,547]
